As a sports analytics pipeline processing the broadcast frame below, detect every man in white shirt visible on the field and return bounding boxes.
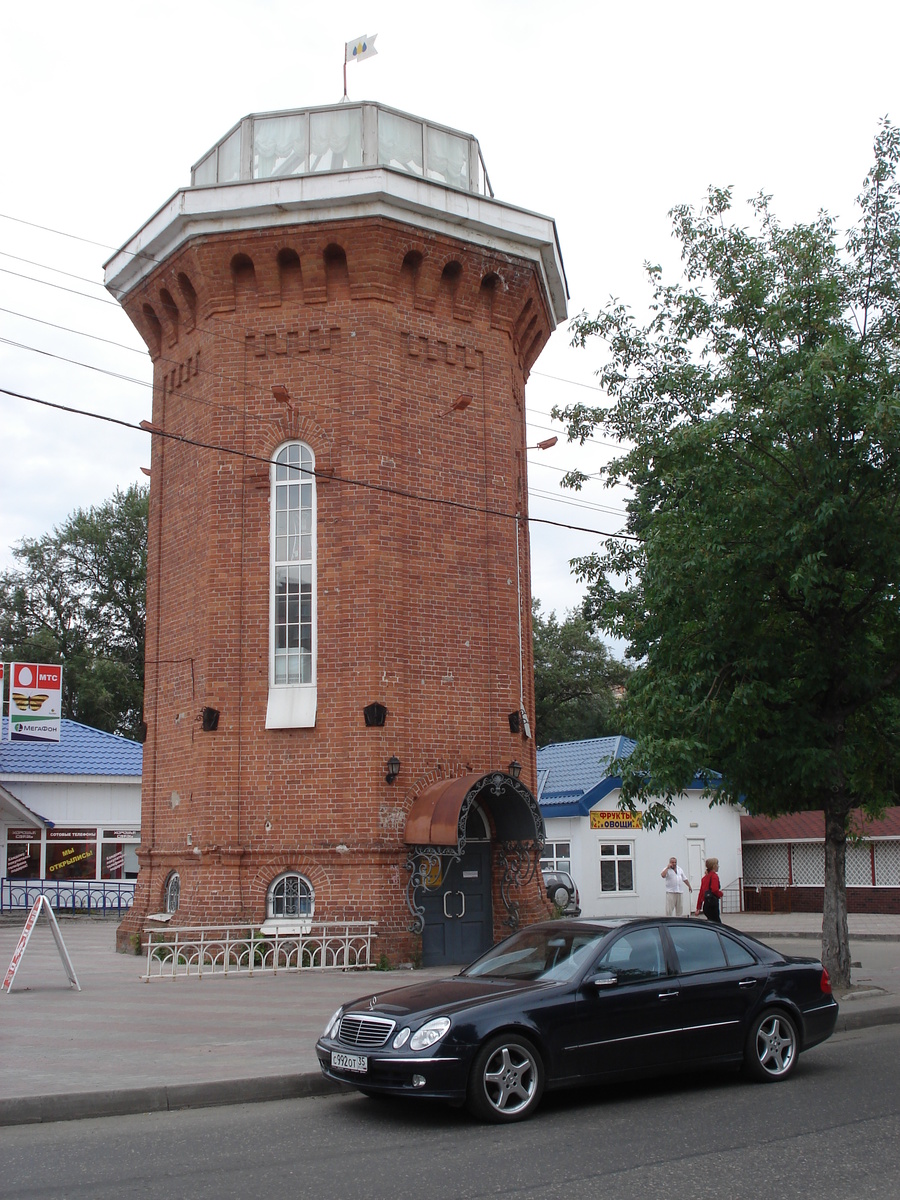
[661,856,692,916]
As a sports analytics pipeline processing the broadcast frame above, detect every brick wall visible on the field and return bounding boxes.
[115,217,555,958]
[742,885,900,915]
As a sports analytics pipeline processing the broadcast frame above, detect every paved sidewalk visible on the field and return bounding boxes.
[1,911,897,1127]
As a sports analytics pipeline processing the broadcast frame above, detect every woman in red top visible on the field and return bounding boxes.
[696,857,723,923]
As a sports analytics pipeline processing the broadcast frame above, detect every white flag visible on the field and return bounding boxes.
[346,34,378,63]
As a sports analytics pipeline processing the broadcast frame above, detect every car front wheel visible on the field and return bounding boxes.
[467,1033,544,1123]
[744,1009,799,1081]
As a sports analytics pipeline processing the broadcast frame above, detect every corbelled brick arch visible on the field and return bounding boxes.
[106,102,567,965]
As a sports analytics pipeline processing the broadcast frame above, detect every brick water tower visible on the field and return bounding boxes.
[105,101,567,965]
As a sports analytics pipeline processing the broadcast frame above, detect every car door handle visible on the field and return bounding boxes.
[658,990,679,1000]
[738,978,759,988]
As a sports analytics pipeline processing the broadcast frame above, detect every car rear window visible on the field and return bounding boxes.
[720,935,757,968]
[668,924,728,973]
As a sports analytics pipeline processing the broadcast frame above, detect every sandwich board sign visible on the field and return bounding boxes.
[2,896,81,993]
[7,662,63,742]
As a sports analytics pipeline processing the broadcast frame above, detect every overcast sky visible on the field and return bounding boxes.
[2,0,898,630]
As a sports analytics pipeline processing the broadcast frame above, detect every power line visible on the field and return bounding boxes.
[0,250,110,289]
[0,211,125,253]
[2,287,630,474]
[0,337,152,390]
[0,384,636,542]
[1,215,617,405]
[0,265,120,307]
[1,232,629,452]
[0,330,628,519]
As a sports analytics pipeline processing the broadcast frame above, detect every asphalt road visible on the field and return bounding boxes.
[3,1024,898,1200]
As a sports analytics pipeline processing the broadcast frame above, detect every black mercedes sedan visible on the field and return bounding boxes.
[316,918,839,1122]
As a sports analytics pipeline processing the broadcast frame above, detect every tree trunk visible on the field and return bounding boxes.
[821,803,851,990]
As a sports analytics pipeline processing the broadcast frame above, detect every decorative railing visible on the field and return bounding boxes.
[141,922,377,982]
[1,877,135,916]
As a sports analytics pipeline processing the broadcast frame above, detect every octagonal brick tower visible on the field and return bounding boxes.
[106,101,567,965]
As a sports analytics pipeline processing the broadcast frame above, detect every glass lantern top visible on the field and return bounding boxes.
[191,102,493,197]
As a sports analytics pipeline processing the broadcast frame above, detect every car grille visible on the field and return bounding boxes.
[337,1014,395,1048]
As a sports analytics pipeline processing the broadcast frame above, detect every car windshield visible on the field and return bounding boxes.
[461,926,611,982]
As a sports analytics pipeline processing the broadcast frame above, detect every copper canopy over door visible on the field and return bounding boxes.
[404,772,545,967]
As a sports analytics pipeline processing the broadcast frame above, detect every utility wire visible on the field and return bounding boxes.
[1,212,616,405]
[0,332,628,517]
[0,385,636,542]
[1,296,631,461]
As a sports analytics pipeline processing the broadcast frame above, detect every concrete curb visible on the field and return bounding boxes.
[0,1070,343,1128]
[2,1005,899,1127]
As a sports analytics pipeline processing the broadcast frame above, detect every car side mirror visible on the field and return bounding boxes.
[588,970,618,989]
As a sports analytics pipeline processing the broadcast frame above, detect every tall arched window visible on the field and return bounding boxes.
[267,442,317,728]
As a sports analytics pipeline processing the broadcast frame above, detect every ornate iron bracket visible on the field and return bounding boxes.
[497,839,542,929]
[404,845,463,933]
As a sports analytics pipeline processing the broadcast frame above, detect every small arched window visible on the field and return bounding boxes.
[164,871,180,913]
[267,872,314,920]
[267,442,317,728]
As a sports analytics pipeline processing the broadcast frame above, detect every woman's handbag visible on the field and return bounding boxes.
[702,891,720,920]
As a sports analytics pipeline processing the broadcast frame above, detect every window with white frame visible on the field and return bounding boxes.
[267,442,317,728]
[164,871,180,913]
[599,842,635,893]
[272,442,315,684]
[267,872,314,920]
[540,841,571,873]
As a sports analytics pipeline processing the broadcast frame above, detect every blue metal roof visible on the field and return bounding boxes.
[536,735,637,818]
[0,718,143,777]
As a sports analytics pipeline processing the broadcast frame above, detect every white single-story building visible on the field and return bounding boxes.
[536,736,744,918]
[0,718,142,912]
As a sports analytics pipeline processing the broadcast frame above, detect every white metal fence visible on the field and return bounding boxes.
[1,877,135,916]
[141,922,377,981]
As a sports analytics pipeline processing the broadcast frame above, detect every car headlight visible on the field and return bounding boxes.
[392,1027,411,1049]
[323,1007,343,1039]
[409,1017,451,1051]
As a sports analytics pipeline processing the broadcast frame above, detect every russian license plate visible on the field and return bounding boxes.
[332,1051,367,1074]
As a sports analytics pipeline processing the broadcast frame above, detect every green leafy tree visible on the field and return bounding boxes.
[0,485,148,738]
[556,121,900,987]
[532,600,628,746]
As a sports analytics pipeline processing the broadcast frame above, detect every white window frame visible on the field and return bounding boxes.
[164,871,181,913]
[540,840,572,873]
[598,839,636,895]
[262,871,315,933]
[266,441,317,729]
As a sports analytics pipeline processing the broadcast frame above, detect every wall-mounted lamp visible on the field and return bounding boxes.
[139,419,164,434]
[508,760,522,780]
[525,436,558,450]
[439,394,472,417]
[385,756,401,785]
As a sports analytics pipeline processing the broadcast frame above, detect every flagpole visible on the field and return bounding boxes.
[343,52,348,99]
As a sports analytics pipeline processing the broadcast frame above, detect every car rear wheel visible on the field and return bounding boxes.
[467,1033,544,1123]
[744,1009,799,1081]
